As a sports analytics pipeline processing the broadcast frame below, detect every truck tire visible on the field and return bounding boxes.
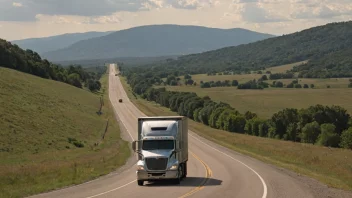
[183,162,187,178]
[174,166,182,184]
[137,180,144,186]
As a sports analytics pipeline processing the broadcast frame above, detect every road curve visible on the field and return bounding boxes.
[30,64,320,198]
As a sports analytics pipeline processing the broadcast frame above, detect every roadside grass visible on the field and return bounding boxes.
[0,67,130,198]
[157,86,352,119]
[120,75,352,191]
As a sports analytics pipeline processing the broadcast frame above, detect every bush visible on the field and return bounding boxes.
[340,128,352,149]
[316,124,340,147]
[301,121,321,144]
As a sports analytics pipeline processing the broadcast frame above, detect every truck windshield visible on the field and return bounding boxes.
[142,140,174,150]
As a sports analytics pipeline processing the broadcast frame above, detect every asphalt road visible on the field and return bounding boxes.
[30,64,328,198]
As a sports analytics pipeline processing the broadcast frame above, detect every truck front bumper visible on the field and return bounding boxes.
[136,170,178,181]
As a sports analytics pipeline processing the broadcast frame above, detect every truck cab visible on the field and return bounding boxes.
[132,116,188,186]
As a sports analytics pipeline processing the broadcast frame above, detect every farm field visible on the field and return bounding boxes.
[182,61,307,84]
[0,67,130,198]
[159,62,352,118]
[160,86,352,118]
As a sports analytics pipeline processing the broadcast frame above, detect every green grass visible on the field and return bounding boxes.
[120,75,352,191]
[0,67,130,198]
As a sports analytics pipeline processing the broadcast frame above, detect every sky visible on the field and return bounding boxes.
[1,0,352,40]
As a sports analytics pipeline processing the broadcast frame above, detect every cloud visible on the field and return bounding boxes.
[12,2,22,7]
[0,0,145,21]
[145,0,215,10]
[290,1,352,19]
[240,2,289,23]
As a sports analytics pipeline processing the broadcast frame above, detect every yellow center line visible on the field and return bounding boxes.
[178,151,212,198]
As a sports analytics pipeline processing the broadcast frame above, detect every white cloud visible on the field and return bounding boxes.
[12,2,22,7]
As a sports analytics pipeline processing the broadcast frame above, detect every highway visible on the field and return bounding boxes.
[30,64,324,198]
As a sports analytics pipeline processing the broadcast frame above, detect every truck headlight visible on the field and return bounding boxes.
[137,165,144,170]
[169,165,178,170]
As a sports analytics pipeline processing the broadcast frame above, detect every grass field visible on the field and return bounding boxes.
[179,61,350,89]
[263,61,308,73]
[160,62,352,118]
[158,86,352,118]
[0,67,130,198]
[180,61,308,84]
[120,75,352,191]
[265,78,351,89]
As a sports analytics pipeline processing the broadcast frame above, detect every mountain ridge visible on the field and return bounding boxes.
[11,31,113,54]
[41,24,275,61]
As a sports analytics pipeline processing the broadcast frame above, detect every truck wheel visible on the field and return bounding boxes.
[137,180,144,186]
[174,166,182,184]
[183,163,187,178]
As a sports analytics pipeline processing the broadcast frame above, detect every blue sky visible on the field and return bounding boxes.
[1,0,351,40]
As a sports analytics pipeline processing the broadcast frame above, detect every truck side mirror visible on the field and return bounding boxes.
[132,141,137,152]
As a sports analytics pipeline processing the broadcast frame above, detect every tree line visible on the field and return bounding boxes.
[0,39,104,92]
[122,66,352,149]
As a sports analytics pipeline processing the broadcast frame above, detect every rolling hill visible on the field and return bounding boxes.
[41,24,275,62]
[11,31,113,54]
[148,21,352,78]
[0,38,129,197]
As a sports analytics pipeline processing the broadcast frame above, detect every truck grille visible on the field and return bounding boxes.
[145,157,168,170]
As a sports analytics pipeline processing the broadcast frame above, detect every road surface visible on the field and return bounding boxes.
[30,64,338,198]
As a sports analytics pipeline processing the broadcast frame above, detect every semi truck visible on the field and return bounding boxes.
[132,116,188,186]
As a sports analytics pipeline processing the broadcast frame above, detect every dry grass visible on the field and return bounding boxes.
[178,61,308,84]
[263,61,308,73]
[266,78,351,89]
[120,76,352,191]
[0,67,130,198]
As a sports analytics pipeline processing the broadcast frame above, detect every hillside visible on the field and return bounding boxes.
[150,21,352,77]
[41,24,275,61]
[0,38,104,91]
[11,31,113,54]
[0,67,129,197]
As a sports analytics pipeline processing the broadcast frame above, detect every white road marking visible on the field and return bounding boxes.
[85,180,137,198]
[189,133,268,198]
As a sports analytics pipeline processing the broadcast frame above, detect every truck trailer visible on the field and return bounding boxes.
[132,116,188,186]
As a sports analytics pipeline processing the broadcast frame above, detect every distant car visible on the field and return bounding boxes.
[119,99,122,103]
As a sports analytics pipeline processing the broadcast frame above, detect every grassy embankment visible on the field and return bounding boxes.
[0,67,130,198]
[160,62,352,118]
[119,72,352,191]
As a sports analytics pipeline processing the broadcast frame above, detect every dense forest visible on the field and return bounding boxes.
[139,21,352,78]
[0,39,104,91]
[121,64,352,149]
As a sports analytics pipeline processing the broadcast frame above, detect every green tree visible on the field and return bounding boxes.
[231,80,239,86]
[301,121,321,144]
[316,124,340,147]
[261,75,268,81]
[339,128,352,149]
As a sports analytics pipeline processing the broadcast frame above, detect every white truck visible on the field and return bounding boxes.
[132,116,188,186]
